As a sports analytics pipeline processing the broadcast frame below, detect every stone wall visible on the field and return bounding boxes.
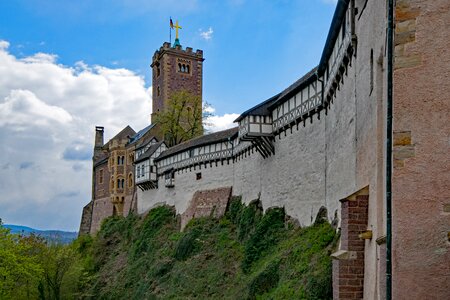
[89,196,113,234]
[79,201,93,235]
[392,0,450,298]
[138,2,391,300]
[132,0,450,298]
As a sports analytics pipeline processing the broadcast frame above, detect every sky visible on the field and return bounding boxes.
[0,0,337,231]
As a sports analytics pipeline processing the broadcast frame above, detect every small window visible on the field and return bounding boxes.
[156,66,161,77]
[196,172,202,180]
[128,173,133,187]
[121,179,125,189]
[370,49,374,94]
[157,86,161,97]
[99,169,104,184]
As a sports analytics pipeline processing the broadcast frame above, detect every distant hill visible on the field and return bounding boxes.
[3,224,78,244]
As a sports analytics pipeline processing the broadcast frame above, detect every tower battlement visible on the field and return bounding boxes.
[151,42,203,67]
[150,41,204,128]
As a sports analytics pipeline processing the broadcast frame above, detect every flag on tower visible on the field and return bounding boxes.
[170,18,174,29]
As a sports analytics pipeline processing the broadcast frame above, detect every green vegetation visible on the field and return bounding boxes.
[0,199,337,299]
[155,90,214,147]
[0,219,80,300]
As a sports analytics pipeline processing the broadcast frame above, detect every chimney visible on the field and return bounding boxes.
[94,126,104,150]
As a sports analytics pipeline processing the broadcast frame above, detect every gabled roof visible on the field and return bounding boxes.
[135,141,166,163]
[128,123,156,145]
[103,125,136,149]
[155,127,239,161]
[234,93,281,122]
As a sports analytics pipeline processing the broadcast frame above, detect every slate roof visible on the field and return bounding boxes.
[234,93,281,122]
[318,0,350,74]
[135,141,165,163]
[234,66,318,123]
[94,155,109,168]
[268,67,318,109]
[128,123,156,145]
[155,127,239,161]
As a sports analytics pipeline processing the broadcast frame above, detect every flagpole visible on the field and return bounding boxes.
[169,17,172,44]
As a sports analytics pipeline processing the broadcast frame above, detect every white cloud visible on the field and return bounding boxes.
[200,27,214,41]
[0,40,151,231]
[0,40,9,50]
[205,113,240,132]
[0,90,73,128]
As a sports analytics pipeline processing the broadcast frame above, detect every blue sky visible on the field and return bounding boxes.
[0,0,337,231]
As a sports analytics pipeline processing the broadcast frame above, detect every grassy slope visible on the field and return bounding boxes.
[78,197,337,299]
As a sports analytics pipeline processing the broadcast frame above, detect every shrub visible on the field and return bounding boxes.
[242,207,285,273]
[248,260,280,299]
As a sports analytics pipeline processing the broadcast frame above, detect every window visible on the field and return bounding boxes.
[196,172,202,180]
[370,49,374,94]
[165,171,175,188]
[128,173,133,187]
[157,86,161,97]
[121,179,125,189]
[99,169,104,184]
[177,61,191,74]
[156,66,160,77]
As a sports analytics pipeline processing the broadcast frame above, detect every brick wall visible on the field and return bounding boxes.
[332,194,369,299]
[180,187,232,230]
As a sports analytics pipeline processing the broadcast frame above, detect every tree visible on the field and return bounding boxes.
[0,222,44,299]
[37,244,77,300]
[155,90,213,147]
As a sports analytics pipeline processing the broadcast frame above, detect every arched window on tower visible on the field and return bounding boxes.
[178,63,182,72]
[156,66,160,77]
[121,179,125,189]
[186,65,190,73]
[117,179,120,188]
[157,86,160,97]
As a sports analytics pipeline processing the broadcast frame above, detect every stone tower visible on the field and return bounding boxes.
[150,42,204,125]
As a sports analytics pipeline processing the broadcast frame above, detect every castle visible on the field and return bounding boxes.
[80,0,450,299]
